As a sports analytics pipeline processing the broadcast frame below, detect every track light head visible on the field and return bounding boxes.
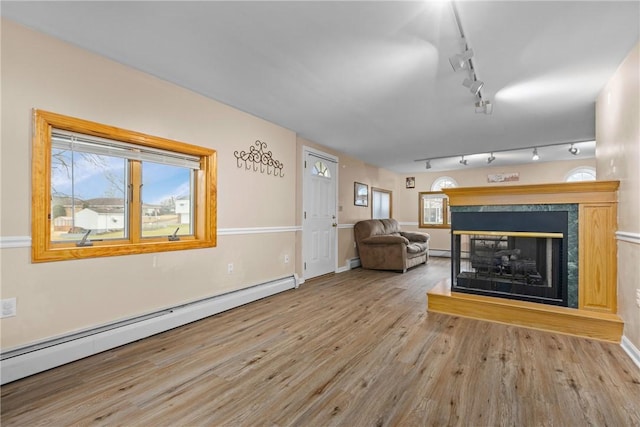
[569,144,580,155]
[459,155,468,166]
[463,78,484,95]
[449,49,474,71]
[475,100,493,114]
[532,148,540,161]
[487,153,496,164]
[425,160,431,169]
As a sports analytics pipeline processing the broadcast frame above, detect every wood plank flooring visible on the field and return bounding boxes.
[2,258,639,426]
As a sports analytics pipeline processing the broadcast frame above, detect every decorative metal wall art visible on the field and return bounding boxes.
[234,140,284,177]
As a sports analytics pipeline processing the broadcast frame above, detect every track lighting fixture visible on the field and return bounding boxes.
[475,99,493,114]
[449,1,493,113]
[414,140,594,170]
[449,49,474,71]
[463,78,484,96]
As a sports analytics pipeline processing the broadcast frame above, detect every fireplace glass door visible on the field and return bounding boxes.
[452,231,566,306]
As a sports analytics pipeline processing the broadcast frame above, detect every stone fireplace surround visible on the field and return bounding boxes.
[427,181,623,343]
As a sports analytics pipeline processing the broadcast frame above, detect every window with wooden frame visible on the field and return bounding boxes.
[32,110,217,262]
[419,191,450,228]
[371,187,392,219]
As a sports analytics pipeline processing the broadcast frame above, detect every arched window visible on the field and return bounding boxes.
[431,176,458,191]
[311,161,331,178]
[565,167,596,182]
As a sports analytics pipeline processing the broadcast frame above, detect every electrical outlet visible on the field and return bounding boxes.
[152,255,158,268]
[636,289,640,308]
[227,263,234,274]
[284,255,290,264]
[1,298,17,318]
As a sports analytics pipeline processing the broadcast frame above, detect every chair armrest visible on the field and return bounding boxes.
[361,235,410,245]
[400,231,430,243]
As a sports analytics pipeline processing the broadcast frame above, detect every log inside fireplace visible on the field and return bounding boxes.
[452,231,566,306]
[451,211,569,307]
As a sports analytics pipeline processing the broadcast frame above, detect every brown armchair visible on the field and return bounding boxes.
[354,219,430,273]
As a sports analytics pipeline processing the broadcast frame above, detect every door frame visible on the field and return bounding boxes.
[301,146,339,280]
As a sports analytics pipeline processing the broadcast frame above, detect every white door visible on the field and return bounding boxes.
[303,149,337,279]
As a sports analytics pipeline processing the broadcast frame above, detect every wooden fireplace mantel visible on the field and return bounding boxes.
[442,180,619,206]
[427,181,623,342]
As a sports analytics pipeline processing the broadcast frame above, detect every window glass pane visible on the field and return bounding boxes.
[372,190,391,219]
[422,194,445,224]
[431,176,457,191]
[51,148,127,242]
[141,162,193,237]
[566,168,596,182]
[311,160,331,178]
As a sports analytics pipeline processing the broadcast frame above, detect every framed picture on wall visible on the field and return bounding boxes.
[406,177,415,189]
[354,182,368,207]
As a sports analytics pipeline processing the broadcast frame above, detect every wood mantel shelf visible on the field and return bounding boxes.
[442,180,619,206]
[430,181,623,342]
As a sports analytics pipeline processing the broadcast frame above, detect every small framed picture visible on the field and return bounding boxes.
[406,177,415,189]
[354,182,368,207]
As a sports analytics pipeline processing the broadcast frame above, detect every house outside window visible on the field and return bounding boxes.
[32,110,216,262]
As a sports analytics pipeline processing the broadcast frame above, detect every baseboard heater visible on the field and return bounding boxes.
[349,257,361,269]
[0,275,296,385]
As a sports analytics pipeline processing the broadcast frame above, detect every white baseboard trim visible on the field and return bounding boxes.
[0,275,296,385]
[621,335,640,370]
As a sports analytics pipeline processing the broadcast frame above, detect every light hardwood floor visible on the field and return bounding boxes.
[2,258,639,426]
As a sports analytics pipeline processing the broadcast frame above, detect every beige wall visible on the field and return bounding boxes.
[1,21,298,349]
[596,42,640,349]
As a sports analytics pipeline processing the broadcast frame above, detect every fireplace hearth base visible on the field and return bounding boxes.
[427,279,623,343]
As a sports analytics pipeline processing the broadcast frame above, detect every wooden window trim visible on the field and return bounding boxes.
[32,109,217,262]
[418,191,450,229]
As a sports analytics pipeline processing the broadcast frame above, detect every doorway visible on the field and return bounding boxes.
[302,148,338,279]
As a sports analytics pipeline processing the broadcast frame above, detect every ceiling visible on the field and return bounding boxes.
[2,1,638,173]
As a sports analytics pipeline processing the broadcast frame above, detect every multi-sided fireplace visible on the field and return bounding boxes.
[428,182,621,342]
[451,210,569,307]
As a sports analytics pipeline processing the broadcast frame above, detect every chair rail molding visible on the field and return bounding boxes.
[0,236,31,249]
[616,231,640,244]
[0,228,301,247]
[217,226,301,236]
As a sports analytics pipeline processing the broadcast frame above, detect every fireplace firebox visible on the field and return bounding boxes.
[451,211,569,307]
